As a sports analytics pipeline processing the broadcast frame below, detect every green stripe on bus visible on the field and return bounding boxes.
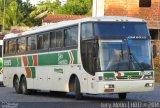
[103,73,115,77]
[124,72,140,76]
[4,50,78,67]
[3,57,21,67]
[72,50,77,64]
[28,56,33,66]
[30,67,36,78]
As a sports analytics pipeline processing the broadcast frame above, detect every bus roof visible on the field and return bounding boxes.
[4,16,146,40]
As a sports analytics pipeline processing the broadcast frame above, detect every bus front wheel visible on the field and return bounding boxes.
[74,77,83,100]
[118,93,127,100]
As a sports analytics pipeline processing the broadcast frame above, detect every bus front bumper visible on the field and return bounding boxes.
[95,80,154,94]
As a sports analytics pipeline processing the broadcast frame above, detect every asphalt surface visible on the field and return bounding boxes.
[0,83,159,108]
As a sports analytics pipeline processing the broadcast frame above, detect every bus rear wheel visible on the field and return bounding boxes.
[118,93,127,100]
[74,77,83,100]
[13,76,21,94]
[20,77,31,95]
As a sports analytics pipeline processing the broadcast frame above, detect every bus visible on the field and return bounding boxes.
[0,40,3,84]
[3,16,154,99]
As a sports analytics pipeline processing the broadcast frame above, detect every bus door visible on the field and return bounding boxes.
[86,41,97,93]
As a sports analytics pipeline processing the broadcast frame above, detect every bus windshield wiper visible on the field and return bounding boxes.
[127,45,144,71]
[115,44,123,72]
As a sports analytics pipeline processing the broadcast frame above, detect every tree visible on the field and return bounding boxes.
[0,0,36,30]
[55,0,92,15]
[30,0,61,18]
[18,1,36,26]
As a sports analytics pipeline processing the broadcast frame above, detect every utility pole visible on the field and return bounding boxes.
[2,0,6,32]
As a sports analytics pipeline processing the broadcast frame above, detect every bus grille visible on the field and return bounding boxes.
[116,76,142,79]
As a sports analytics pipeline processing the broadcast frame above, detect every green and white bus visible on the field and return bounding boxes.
[3,16,154,99]
[0,40,3,84]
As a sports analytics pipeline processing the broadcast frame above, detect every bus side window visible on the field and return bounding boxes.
[31,35,37,51]
[81,23,93,40]
[70,26,78,45]
[0,45,2,57]
[5,41,9,55]
[26,36,32,52]
[8,39,16,54]
[37,35,43,50]
[43,33,49,49]
[55,30,63,48]
[50,31,55,48]
[64,26,78,47]
[64,28,71,46]
[37,33,49,50]
[18,37,26,53]
[3,41,6,55]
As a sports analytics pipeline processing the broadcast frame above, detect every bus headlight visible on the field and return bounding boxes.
[104,84,114,88]
[143,75,153,80]
[145,83,153,87]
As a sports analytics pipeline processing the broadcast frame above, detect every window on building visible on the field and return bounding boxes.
[139,0,151,7]
[17,37,26,53]
[64,26,78,47]
[150,29,158,40]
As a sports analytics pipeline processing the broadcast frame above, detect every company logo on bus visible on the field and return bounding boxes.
[4,60,11,66]
[127,36,147,39]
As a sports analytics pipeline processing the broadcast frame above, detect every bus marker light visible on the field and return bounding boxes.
[98,76,103,80]
[145,83,153,87]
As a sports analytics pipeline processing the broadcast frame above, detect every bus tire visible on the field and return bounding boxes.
[74,77,83,100]
[20,77,30,95]
[13,76,21,94]
[118,93,127,100]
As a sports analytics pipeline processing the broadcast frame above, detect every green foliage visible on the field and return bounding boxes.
[30,0,61,18]
[19,1,36,26]
[0,0,92,31]
[0,0,36,30]
[55,0,92,15]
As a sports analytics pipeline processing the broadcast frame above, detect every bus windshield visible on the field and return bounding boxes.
[100,40,152,71]
[94,22,150,38]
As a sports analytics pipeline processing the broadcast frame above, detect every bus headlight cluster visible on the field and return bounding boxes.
[145,83,153,87]
[104,77,115,80]
[104,84,114,89]
[98,76,115,81]
[143,75,153,80]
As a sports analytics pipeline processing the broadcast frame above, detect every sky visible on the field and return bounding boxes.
[22,0,66,5]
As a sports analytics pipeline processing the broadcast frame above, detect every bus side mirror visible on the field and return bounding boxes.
[153,45,157,58]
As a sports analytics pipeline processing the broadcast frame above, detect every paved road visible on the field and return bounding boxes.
[0,83,159,108]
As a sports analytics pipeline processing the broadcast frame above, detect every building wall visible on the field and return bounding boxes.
[104,0,160,29]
